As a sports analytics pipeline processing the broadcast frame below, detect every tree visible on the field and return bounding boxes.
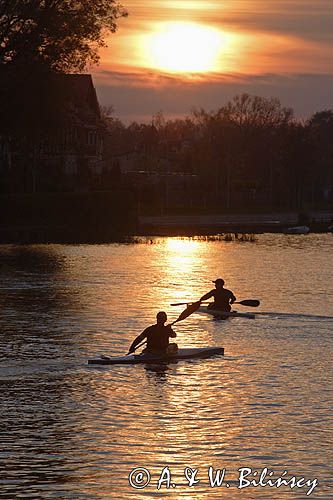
[0,0,127,72]
[218,93,294,128]
[0,0,127,161]
[306,110,333,204]
[152,111,166,131]
[188,96,296,209]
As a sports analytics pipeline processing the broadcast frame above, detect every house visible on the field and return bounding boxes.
[1,74,104,193]
[39,74,104,191]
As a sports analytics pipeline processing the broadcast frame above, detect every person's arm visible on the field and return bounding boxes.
[229,291,236,304]
[127,329,148,354]
[166,325,177,338]
[200,290,214,301]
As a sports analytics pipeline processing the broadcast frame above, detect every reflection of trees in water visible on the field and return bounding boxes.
[0,246,68,310]
[0,245,65,273]
[0,246,88,360]
[0,371,90,497]
[0,246,78,311]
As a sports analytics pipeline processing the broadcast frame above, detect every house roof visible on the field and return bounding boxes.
[64,75,99,111]
[51,73,101,120]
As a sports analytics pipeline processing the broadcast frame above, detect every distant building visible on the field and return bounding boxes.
[109,151,175,175]
[109,151,148,174]
[0,136,11,171]
[123,170,199,212]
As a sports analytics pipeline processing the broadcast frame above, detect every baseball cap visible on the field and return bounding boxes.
[212,278,225,285]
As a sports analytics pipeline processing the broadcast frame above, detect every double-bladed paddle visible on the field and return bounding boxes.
[127,340,146,355]
[170,300,202,324]
[171,299,260,307]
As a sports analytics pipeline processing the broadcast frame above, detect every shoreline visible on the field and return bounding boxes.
[137,211,333,237]
[0,210,332,244]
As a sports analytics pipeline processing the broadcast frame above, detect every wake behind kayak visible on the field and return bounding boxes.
[88,347,224,365]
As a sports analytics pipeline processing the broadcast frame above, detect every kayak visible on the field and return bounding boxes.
[198,306,255,319]
[88,347,224,365]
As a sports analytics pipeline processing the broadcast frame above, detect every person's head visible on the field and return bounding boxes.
[213,278,225,289]
[156,311,167,325]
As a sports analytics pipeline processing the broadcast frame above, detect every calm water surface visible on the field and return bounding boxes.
[0,234,332,499]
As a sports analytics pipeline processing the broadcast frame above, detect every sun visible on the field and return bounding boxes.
[143,22,227,74]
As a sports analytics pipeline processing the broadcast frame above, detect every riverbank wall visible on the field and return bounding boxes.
[1,196,332,243]
[138,212,333,236]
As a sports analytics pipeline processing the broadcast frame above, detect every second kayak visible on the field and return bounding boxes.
[198,306,255,319]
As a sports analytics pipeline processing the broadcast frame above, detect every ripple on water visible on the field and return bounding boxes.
[0,236,332,498]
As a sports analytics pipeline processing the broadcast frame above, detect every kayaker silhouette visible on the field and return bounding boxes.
[128,311,178,355]
[200,278,236,312]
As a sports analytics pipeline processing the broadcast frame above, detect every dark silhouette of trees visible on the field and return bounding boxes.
[103,94,332,213]
[218,94,293,127]
[0,0,127,71]
[185,95,296,209]
[306,111,333,205]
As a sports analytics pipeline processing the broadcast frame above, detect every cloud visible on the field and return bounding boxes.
[103,1,333,78]
[94,72,333,123]
[122,0,333,42]
[95,1,333,122]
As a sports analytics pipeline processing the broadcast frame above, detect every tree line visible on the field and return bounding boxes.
[103,95,333,211]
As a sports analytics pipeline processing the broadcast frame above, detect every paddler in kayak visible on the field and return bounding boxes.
[127,311,178,355]
[200,278,236,312]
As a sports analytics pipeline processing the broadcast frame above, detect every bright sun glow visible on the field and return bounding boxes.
[143,22,228,73]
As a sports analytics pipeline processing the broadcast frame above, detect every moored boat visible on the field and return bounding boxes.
[88,347,224,365]
[285,225,310,234]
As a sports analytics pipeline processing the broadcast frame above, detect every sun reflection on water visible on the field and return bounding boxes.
[159,238,204,307]
[0,236,332,498]
[166,237,202,256]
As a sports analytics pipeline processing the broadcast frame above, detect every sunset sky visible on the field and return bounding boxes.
[93,0,333,123]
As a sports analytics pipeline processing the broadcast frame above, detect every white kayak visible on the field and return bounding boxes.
[198,306,255,319]
[88,347,224,365]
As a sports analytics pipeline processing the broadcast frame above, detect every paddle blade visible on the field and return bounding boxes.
[171,301,201,325]
[237,299,260,307]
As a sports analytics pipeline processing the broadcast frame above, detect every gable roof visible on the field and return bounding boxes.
[59,74,100,117]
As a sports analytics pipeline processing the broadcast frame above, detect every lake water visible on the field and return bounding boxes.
[0,234,332,499]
